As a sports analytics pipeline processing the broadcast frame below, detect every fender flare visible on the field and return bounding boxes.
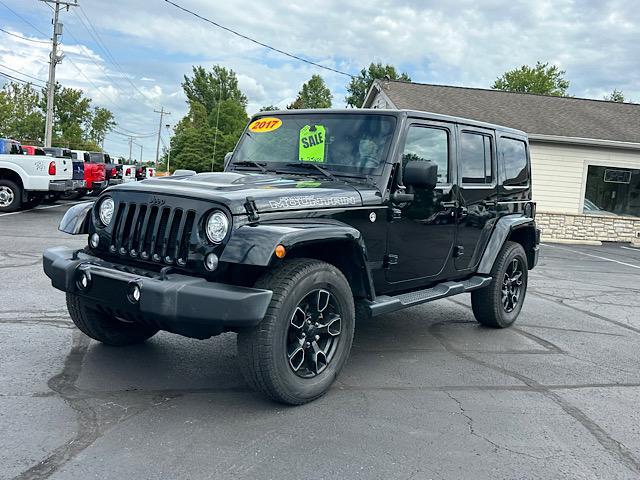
[220,220,365,266]
[0,162,28,187]
[59,201,94,234]
[477,215,536,274]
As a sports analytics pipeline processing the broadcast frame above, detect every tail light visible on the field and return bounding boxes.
[137,167,143,175]
[148,170,153,177]
[126,167,131,176]
[48,161,56,175]
[110,167,117,177]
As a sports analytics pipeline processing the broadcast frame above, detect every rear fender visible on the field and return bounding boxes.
[477,216,537,274]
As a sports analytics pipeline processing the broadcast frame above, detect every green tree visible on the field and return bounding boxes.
[287,74,332,109]
[260,105,279,111]
[604,89,625,102]
[345,63,411,107]
[89,107,116,147]
[170,65,249,172]
[492,61,570,96]
[0,82,45,143]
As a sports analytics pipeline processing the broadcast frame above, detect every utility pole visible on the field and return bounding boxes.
[128,136,133,162]
[41,0,77,147]
[139,144,143,163]
[154,107,170,166]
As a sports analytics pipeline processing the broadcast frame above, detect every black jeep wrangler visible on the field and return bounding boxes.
[43,109,539,404]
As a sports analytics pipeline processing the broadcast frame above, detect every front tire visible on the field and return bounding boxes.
[471,241,528,328]
[66,293,158,346]
[237,259,355,405]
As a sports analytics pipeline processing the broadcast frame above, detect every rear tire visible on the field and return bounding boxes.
[66,293,158,346]
[237,259,355,405]
[471,241,528,328]
[0,180,22,212]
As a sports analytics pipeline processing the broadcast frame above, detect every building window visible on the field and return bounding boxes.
[460,132,493,184]
[584,165,640,218]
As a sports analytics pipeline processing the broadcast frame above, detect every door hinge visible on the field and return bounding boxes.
[384,254,399,268]
[453,245,465,258]
[244,196,260,222]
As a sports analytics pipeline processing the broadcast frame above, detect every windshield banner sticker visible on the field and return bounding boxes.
[248,117,282,133]
[268,195,358,209]
[299,125,326,163]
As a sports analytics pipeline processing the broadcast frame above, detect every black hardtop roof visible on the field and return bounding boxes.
[253,108,527,137]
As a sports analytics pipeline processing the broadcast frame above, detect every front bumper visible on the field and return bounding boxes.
[49,179,74,192]
[43,247,273,338]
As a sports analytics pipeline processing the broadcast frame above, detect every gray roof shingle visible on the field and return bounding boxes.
[367,80,640,144]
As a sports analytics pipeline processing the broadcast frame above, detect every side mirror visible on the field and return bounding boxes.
[223,152,233,171]
[403,160,438,190]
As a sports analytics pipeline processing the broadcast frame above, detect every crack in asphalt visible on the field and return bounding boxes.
[429,321,640,476]
[444,390,549,460]
[11,331,177,480]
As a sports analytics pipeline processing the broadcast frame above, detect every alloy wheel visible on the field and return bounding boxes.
[502,258,524,313]
[286,289,342,378]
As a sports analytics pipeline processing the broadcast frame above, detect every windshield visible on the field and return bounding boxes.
[232,113,397,176]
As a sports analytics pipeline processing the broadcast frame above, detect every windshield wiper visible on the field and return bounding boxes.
[283,162,336,181]
[232,160,267,173]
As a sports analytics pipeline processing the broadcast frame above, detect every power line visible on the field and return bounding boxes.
[0,0,48,36]
[163,0,355,79]
[0,70,44,86]
[0,27,50,43]
[0,63,46,85]
[111,129,157,138]
[73,5,154,102]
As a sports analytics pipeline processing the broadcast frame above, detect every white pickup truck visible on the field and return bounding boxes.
[0,138,74,212]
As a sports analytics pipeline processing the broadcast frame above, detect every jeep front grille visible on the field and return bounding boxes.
[110,202,196,265]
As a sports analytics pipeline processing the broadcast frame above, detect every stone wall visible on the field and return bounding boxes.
[537,211,640,244]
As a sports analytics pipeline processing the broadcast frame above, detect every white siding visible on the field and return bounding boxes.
[530,142,640,214]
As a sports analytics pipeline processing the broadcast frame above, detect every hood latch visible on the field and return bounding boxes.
[244,196,260,222]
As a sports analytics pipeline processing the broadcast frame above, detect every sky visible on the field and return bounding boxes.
[0,0,638,160]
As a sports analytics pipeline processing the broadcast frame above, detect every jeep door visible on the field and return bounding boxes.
[453,126,498,271]
[385,120,457,286]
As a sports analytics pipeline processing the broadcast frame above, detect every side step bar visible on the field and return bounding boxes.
[363,275,492,318]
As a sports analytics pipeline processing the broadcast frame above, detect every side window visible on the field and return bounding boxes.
[500,137,529,186]
[460,132,493,184]
[402,126,449,183]
[71,152,78,160]
[84,153,90,162]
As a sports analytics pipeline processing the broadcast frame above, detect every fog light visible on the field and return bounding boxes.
[127,283,141,303]
[204,253,218,271]
[89,233,99,248]
[76,271,90,291]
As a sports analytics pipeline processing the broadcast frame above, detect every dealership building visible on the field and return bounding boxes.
[363,80,640,244]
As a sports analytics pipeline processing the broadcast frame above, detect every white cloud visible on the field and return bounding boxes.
[1,0,639,157]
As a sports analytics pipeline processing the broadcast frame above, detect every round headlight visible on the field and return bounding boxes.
[98,197,114,226]
[205,210,229,243]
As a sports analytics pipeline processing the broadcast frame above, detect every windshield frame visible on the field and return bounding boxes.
[230,111,401,179]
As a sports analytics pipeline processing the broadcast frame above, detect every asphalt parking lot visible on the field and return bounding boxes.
[2,202,640,480]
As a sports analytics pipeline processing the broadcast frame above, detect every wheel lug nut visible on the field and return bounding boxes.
[314,322,319,327]
[306,320,311,325]
[315,334,320,341]
[305,342,311,348]
[301,332,306,338]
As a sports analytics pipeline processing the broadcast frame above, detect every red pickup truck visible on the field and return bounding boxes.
[71,150,107,194]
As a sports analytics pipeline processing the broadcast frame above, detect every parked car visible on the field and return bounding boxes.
[22,145,46,156]
[88,152,120,186]
[43,109,539,404]
[0,138,73,212]
[70,150,108,196]
[43,147,86,201]
[113,157,137,183]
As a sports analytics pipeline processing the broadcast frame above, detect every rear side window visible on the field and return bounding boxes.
[500,137,529,186]
[89,153,104,163]
[71,152,78,160]
[460,132,493,184]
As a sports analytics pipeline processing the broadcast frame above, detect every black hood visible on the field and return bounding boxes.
[110,172,382,215]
